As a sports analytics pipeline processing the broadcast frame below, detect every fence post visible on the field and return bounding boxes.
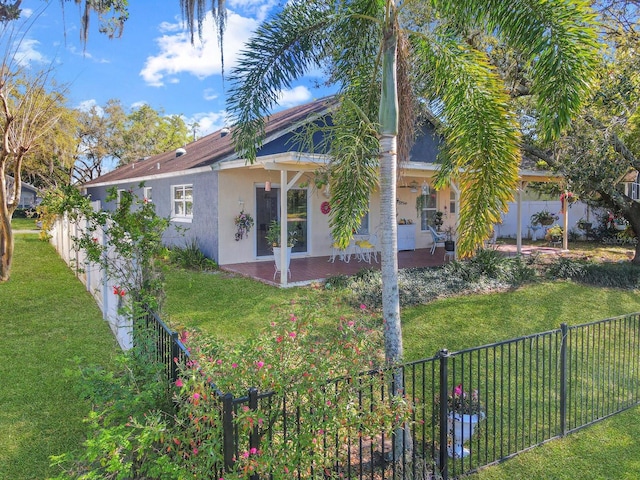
[170,331,179,384]
[248,387,259,480]
[438,349,450,480]
[222,392,235,471]
[560,323,568,436]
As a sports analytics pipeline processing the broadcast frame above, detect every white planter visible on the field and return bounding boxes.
[448,412,484,458]
[273,246,292,279]
[614,223,627,231]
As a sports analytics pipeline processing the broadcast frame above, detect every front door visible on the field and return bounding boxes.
[256,187,308,257]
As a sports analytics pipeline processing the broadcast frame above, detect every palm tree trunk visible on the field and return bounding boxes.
[379,3,412,458]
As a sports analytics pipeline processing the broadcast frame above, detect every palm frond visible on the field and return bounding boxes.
[434,0,601,142]
[413,34,520,255]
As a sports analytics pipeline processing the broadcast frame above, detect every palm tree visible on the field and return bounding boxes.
[221,0,599,365]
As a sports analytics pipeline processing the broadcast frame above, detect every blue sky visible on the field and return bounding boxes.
[16,0,334,136]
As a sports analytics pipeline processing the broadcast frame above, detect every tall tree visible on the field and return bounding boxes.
[0,56,68,281]
[223,0,599,371]
[520,1,640,262]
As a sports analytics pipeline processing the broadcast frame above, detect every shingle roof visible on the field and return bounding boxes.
[83,96,337,186]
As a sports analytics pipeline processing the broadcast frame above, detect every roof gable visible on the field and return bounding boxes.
[84,96,338,187]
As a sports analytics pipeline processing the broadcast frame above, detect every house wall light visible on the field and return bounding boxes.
[265,181,271,192]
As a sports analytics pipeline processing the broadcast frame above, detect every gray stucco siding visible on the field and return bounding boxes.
[84,170,220,263]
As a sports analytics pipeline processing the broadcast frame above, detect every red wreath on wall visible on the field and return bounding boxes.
[321,201,331,214]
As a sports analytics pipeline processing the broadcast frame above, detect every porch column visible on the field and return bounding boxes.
[280,169,288,287]
[450,181,460,260]
[516,182,526,255]
[562,193,569,252]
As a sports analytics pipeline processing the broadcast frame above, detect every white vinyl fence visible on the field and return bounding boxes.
[49,210,132,350]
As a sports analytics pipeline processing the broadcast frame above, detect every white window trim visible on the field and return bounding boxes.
[171,184,193,223]
[143,186,153,203]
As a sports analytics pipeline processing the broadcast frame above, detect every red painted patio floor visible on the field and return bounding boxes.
[221,248,446,286]
[221,244,563,287]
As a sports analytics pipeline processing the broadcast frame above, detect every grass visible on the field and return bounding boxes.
[10,216,38,230]
[162,254,640,480]
[0,233,117,479]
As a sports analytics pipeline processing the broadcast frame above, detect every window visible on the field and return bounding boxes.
[144,186,153,203]
[449,190,456,214]
[419,192,438,231]
[116,189,125,208]
[172,184,193,219]
[356,211,369,235]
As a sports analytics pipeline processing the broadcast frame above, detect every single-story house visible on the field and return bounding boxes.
[6,176,40,209]
[82,96,559,285]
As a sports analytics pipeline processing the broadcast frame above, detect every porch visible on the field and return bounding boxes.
[221,243,564,287]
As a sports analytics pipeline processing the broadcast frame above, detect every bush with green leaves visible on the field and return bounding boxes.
[167,239,217,271]
[51,303,411,479]
[39,184,169,312]
[338,250,537,309]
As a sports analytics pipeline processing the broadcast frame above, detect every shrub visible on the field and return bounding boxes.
[546,257,588,280]
[581,262,640,289]
[52,304,410,479]
[168,239,217,271]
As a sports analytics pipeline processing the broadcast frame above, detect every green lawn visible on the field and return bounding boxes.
[0,234,117,480]
[10,216,39,230]
[163,263,640,480]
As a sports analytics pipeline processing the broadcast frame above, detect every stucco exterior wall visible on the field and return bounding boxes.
[85,170,220,262]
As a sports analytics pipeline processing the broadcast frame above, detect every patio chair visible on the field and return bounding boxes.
[329,237,352,263]
[428,225,446,255]
[355,234,378,263]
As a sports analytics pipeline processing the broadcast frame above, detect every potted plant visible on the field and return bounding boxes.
[444,225,455,252]
[265,220,297,278]
[433,211,444,230]
[613,216,628,231]
[233,210,254,241]
[576,218,592,231]
[446,384,484,458]
[544,224,563,244]
[530,210,556,226]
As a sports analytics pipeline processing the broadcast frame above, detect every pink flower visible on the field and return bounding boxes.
[276,336,283,343]
[193,393,201,400]
[256,361,264,369]
[242,451,250,458]
[289,332,296,338]
[326,400,332,406]
[232,363,238,368]
[347,321,355,327]
[112,286,119,295]
[216,359,223,365]
[175,378,183,388]
[119,289,126,297]
[250,447,258,455]
[454,384,463,396]
[193,448,198,455]
[290,314,297,322]
[360,304,367,310]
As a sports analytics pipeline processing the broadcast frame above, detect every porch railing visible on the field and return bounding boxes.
[137,309,640,479]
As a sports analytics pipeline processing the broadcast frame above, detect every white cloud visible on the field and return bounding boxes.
[140,11,258,87]
[203,88,218,101]
[277,86,313,107]
[228,0,280,22]
[76,99,104,116]
[13,38,47,66]
[183,110,229,137]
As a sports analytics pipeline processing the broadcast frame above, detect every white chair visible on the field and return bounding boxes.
[428,226,446,255]
[355,234,378,263]
[329,237,352,263]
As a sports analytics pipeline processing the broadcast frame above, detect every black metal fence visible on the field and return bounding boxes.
[136,308,640,479]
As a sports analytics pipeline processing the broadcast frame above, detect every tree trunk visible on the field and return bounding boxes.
[0,216,13,282]
[379,133,402,365]
[378,4,412,458]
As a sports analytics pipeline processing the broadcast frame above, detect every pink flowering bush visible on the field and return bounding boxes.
[168,301,410,479]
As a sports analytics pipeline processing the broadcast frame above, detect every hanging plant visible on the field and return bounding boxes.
[234,210,254,241]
